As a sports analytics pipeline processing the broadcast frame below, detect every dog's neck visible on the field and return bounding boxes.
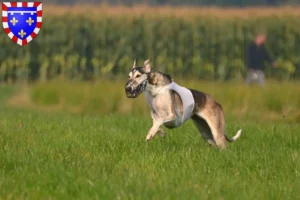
[145,71,173,96]
[147,70,172,85]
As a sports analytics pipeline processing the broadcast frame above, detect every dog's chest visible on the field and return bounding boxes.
[145,90,173,118]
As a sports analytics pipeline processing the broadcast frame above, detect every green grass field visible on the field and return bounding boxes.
[0,82,300,200]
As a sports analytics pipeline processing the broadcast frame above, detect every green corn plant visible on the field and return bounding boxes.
[0,11,299,82]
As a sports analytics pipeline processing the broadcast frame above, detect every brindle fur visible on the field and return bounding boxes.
[125,58,242,149]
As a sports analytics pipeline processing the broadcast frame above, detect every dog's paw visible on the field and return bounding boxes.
[159,131,166,138]
[146,134,154,141]
[157,129,166,138]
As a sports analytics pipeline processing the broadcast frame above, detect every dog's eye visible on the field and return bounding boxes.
[136,74,141,78]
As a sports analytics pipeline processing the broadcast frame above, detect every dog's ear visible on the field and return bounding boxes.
[132,58,138,69]
[143,59,151,73]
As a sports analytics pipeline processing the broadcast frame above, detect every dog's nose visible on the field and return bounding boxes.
[125,85,131,92]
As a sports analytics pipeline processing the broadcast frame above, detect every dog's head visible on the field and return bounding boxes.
[125,58,151,98]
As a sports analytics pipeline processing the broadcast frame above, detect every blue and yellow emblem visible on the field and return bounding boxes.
[2,2,42,46]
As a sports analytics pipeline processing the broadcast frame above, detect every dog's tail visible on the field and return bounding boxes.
[225,129,242,142]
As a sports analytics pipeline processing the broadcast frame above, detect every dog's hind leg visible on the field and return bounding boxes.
[191,115,216,147]
[206,118,227,149]
[201,111,227,149]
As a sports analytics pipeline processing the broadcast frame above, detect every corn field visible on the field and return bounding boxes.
[1,6,300,83]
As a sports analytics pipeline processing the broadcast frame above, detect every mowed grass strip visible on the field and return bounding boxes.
[0,86,299,199]
[20,79,300,122]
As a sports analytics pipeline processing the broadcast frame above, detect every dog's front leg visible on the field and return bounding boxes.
[158,128,166,138]
[146,119,163,141]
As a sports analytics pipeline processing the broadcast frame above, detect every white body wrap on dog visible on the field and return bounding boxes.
[145,81,195,127]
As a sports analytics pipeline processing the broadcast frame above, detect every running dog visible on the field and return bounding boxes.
[125,58,242,149]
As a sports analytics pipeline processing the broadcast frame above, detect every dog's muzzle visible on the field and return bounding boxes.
[125,80,147,98]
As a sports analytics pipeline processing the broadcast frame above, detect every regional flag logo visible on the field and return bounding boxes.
[2,2,42,46]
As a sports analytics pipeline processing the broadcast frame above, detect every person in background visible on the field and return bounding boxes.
[245,32,277,86]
